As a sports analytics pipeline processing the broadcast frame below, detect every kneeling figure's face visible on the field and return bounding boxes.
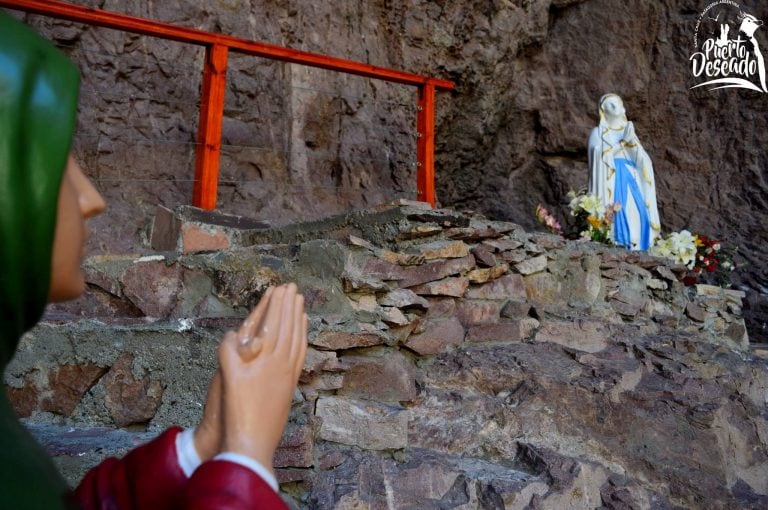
[48,155,106,302]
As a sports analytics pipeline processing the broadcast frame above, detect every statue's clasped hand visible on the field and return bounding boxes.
[193,283,308,472]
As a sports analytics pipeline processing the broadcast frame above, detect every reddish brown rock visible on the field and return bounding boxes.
[40,363,107,416]
[180,223,230,253]
[471,244,498,267]
[6,381,38,419]
[686,302,709,323]
[410,277,469,297]
[530,234,565,249]
[445,226,504,242]
[302,348,343,382]
[275,423,314,468]
[425,297,457,319]
[465,274,526,300]
[500,250,528,264]
[363,257,408,281]
[389,319,422,345]
[275,469,312,484]
[399,254,476,288]
[311,330,388,350]
[318,451,346,470]
[455,300,504,326]
[339,351,418,402]
[103,353,164,427]
[405,317,464,355]
[501,301,533,320]
[121,259,181,318]
[150,205,181,251]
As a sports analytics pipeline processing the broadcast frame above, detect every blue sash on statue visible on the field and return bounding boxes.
[613,158,651,250]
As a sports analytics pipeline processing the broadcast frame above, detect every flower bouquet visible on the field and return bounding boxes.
[566,190,621,244]
[649,231,738,287]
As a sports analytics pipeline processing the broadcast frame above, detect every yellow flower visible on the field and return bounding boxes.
[587,215,602,229]
[694,235,703,247]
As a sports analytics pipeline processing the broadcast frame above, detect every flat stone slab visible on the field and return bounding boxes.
[316,397,408,450]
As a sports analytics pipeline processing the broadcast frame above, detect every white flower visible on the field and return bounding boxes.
[579,194,605,217]
[650,231,697,268]
[713,243,721,251]
[667,230,697,268]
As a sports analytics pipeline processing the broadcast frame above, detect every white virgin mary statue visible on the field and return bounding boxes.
[588,94,661,251]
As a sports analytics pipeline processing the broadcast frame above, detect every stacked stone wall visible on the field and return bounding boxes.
[5,204,767,509]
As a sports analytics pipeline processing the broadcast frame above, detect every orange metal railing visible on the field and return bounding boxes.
[0,0,454,209]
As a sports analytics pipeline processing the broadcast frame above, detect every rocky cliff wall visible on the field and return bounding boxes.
[6,204,767,509]
[9,0,768,340]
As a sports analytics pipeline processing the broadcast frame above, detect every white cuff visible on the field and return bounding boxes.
[175,428,203,478]
[214,452,279,492]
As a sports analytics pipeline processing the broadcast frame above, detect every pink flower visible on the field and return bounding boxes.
[535,204,563,235]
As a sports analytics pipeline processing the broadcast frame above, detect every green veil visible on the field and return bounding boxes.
[1,11,81,508]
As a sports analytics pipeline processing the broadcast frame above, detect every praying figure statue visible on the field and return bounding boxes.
[588,94,661,251]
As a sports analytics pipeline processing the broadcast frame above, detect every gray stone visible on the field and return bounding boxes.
[378,288,429,309]
[535,320,610,353]
[524,272,564,305]
[483,239,524,252]
[515,255,548,275]
[654,265,677,281]
[316,397,408,450]
[465,274,526,300]
[466,322,530,343]
[341,272,389,293]
[380,306,410,326]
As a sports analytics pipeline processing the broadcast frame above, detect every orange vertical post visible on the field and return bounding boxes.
[193,44,228,210]
[416,80,436,207]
